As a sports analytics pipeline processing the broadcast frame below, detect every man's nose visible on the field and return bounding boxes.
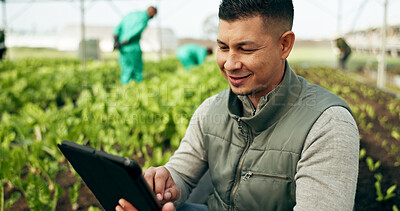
[224,53,242,71]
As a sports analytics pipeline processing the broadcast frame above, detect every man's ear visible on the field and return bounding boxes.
[279,31,295,60]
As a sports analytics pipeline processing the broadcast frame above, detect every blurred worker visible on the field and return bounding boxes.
[335,37,352,70]
[176,44,213,71]
[0,28,6,60]
[113,6,157,84]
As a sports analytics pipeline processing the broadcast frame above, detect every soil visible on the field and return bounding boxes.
[4,170,103,211]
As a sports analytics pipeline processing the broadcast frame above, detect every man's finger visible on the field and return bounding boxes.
[143,167,156,191]
[117,198,138,211]
[115,205,123,211]
[154,167,168,200]
[162,202,176,211]
[164,186,180,201]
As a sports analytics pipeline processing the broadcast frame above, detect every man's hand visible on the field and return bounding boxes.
[119,40,129,47]
[143,166,180,204]
[113,35,120,50]
[115,199,176,211]
[113,42,120,51]
[115,166,180,211]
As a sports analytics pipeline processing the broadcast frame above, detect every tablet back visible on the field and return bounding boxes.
[58,140,161,211]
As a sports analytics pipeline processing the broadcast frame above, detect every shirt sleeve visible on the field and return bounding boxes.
[294,106,359,211]
[118,12,149,43]
[164,95,217,207]
[196,48,207,65]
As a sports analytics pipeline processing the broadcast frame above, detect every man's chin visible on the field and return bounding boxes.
[230,87,252,96]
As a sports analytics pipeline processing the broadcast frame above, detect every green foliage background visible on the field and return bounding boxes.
[0,57,227,210]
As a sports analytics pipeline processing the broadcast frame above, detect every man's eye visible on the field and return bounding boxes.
[240,47,254,52]
[219,46,229,50]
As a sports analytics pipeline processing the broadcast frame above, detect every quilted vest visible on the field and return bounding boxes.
[203,65,351,211]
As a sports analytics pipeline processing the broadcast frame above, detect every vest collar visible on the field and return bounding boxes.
[227,61,302,133]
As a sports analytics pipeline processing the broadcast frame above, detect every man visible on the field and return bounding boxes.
[176,43,213,71]
[335,37,352,70]
[0,28,6,60]
[113,6,157,84]
[116,0,359,210]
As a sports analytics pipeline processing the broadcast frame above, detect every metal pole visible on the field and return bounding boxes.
[337,0,342,36]
[377,0,388,89]
[80,0,86,69]
[2,0,6,30]
[158,1,162,61]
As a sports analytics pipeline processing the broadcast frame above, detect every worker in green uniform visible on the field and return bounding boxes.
[177,44,213,71]
[335,37,352,70]
[113,6,157,84]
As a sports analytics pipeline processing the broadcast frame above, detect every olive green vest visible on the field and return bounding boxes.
[203,66,351,211]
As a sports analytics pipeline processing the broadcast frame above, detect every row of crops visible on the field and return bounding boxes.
[0,58,228,210]
[1,58,399,210]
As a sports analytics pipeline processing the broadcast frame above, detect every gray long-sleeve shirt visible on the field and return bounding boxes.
[165,93,359,211]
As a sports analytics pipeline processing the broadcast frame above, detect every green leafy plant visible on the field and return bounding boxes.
[359,148,366,160]
[0,180,3,211]
[88,206,102,211]
[366,157,381,172]
[69,182,81,210]
[23,173,62,211]
[392,130,400,141]
[5,191,21,211]
[374,173,397,202]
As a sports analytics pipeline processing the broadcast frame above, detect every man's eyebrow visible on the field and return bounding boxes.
[217,39,226,45]
[237,41,255,46]
[216,39,256,46]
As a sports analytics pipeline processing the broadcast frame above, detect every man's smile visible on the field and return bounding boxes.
[227,74,252,86]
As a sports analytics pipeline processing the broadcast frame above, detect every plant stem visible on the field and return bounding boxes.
[0,180,4,211]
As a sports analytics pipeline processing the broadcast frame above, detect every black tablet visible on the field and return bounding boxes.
[58,140,161,211]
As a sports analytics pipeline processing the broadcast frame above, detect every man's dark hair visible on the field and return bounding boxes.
[149,6,157,13]
[218,0,294,32]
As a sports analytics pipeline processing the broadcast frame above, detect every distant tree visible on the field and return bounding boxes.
[202,13,218,41]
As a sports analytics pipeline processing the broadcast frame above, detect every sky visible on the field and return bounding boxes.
[1,0,400,40]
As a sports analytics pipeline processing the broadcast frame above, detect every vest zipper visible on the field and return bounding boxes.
[229,119,254,211]
[243,171,290,181]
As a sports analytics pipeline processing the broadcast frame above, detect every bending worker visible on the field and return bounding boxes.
[113,6,157,84]
[177,44,213,71]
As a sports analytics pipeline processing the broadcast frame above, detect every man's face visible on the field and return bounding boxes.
[217,16,285,100]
